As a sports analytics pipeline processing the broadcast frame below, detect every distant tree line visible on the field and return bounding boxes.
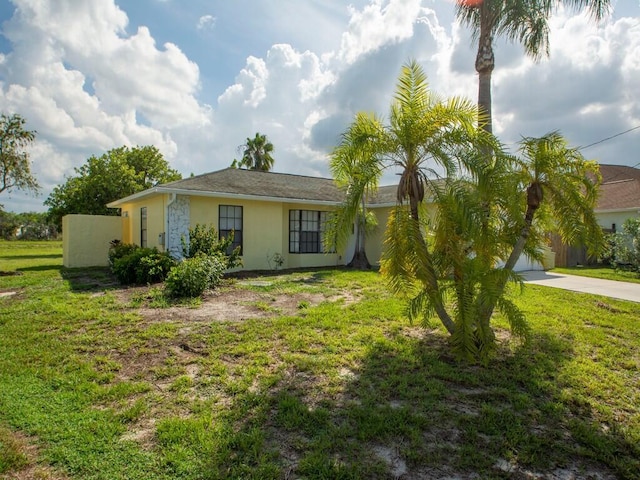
[0,211,58,240]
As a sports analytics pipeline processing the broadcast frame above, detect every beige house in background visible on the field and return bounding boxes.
[594,164,640,231]
[106,168,397,271]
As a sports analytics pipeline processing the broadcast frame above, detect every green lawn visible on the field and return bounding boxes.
[1,241,639,479]
[553,265,640,284]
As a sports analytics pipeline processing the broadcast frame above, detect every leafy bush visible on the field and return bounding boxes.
[111,246,175,285]
[607,218,640,275]
[135,250,176,284]
[181,224,242,270]
[108,240,139,268]
[165,254,226,298]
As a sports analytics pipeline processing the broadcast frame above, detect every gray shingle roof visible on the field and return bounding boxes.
[597,164,640,211]
[108,168,400,207]
[162,168,344,203]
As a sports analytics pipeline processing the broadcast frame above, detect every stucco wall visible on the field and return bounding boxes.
[63,215,123,268]
[596,210,640,231]
[365,206,392,266]
[118,195,167,250]
[189,197,344,270]
[117,193,356,271]
[244,200,285,270]
[190,196,286,269]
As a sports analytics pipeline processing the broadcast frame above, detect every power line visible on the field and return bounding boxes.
[579,125,640,150]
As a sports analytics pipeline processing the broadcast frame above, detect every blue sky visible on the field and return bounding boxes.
[0,0,639,213]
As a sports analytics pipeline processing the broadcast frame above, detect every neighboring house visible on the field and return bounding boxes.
[550,163,640,267]
[595,164,640,231]
[107,168,397,271]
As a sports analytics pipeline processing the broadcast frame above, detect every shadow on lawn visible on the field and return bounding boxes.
[0,253,62,260]
[193,330,635,479]
[60,266,121,292]
[16,264,63,273]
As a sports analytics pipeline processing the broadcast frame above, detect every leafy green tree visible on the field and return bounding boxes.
[237,132,275,171]
[333,61,603,362]
[456,0,611,133]
[45,145,181,229]
[0,113,39,198]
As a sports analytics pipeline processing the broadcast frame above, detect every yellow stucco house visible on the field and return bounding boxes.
[106,168,397,271]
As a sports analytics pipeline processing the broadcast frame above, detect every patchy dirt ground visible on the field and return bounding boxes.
[2,273,622,480]
[0,430,69,480]
[110,277,355,325]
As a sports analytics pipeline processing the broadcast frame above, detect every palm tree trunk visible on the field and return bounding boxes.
[348,196,371,269]
[476,4,494,134]
[407,201,456,334]
[477,194,540,326]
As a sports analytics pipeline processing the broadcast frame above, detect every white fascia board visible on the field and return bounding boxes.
[595,207,640,214]
[107,187,343,208]
[107,187,162,208]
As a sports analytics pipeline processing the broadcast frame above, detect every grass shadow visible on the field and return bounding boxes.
[16,264,63,273]
[60,267,121,292]
[0,254,62,260]
[251,329,630,478]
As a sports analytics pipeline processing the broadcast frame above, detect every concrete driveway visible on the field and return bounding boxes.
[521,270,640,303]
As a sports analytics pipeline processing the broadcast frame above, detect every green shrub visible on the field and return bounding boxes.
[112,247,175,285]
[135,250,176,284]
[165,254,226,298]
[181,224,242,270]
[108,240,139,268]
[606,218,640,276]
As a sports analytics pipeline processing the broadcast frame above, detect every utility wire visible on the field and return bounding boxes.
[579,125,640,150]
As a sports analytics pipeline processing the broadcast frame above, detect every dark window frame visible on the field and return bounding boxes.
[289,209,331,254]
[219,205,243,255]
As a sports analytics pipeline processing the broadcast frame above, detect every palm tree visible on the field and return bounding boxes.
[332,61,604,362]
[456,0,611,133]
[469,132,603,357]
[326,112,383,269]
[329,60,494,327]
[238,132,275,171]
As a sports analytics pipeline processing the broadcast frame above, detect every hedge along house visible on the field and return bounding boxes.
[107,168,398,271]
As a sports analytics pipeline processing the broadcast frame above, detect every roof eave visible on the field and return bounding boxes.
[595,206,640,214]
[107,187,163,208]
[107,187,343,208]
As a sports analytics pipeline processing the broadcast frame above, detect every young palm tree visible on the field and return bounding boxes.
[326,112,384,269]
[456,0,611,133]
[329,60,495,328]
[477,137,602,358]
[239,132,275,171]
[332,61,604,362]
[384,131,603,362]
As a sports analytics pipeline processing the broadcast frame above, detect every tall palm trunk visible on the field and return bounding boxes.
[348,195,371,269]
[476,3,495,134]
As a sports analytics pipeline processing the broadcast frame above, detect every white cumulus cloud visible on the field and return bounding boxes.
[197,15,216,31]
[0,0,638,213]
